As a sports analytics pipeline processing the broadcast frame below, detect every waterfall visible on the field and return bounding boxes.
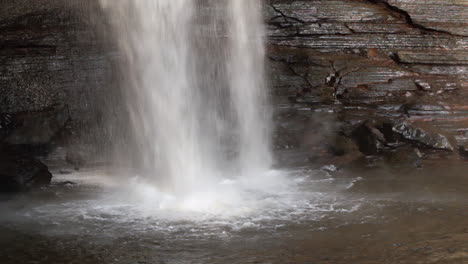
[100,0,271,195]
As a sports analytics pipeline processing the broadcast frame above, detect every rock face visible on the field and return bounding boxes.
[0,154,52,193]
[0,0,114,162]
[3,106,69,146]
[460,145,468,159]
[0,0,466,163]
[267,0,467,161]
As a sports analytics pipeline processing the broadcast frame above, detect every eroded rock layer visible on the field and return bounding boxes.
[0,0,113,163]
[267,0,467,156]
[0,0,466,164]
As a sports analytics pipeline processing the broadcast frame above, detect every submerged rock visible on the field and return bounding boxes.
[392,122,454,151]
[0,155,52,193]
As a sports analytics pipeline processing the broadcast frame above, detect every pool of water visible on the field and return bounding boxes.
[1,160,468,264]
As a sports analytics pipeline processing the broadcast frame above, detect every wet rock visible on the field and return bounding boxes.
[0,154,52,193]
[414,80,432,91]
[0,113,14,141]
[267,0,467,156]
[459,145,468,159]
[321,164,338,173]
[55,181,77,186]
[352,120,388,155]
[274,125,299,150]
[397,51,468,65]
[0,0,466,166]
[382,0,468,36]
[384,145,423,168]
[0,1,114,165]
[392,122,454,151]
[3,106,70,146]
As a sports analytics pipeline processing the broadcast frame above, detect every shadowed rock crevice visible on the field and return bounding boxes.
[269,3,306,25]
[364,0,466,37]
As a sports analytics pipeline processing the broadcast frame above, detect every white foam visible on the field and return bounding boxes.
[0,168,367,238]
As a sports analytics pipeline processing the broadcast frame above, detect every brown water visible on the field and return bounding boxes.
[1,158,467,264]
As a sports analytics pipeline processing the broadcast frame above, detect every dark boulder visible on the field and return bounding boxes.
[351,120,388,155]
[459,145,468,159]
[0,154,52,193]
[392,122,454,151]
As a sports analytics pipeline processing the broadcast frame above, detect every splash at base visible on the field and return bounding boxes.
[100,0,271,196]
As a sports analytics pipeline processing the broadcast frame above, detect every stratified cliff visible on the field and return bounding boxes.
[267,0,467,164]
[0,0,466,165]
[0,0,113,163]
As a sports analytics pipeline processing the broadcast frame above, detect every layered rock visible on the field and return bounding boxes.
[267,0,468,160]
[0,0,115,162]
[0,0,466,165]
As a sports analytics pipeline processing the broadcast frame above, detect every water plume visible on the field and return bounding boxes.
[100,0,271,196]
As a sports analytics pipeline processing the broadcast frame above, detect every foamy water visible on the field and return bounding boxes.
[0,168,366,239]
[2,167,467,264]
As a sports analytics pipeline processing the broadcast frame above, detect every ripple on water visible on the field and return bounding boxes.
[0,168,367,239]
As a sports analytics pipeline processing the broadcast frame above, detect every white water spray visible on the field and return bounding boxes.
[100,0,271,196]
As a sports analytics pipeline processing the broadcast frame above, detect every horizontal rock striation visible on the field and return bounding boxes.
[0,0,466,164]
[267,0,468,153]
[0,0,115,161]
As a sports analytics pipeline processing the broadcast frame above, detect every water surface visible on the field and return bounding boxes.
[2,159,467,264]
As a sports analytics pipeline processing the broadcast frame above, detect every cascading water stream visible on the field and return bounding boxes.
[0,1,365,237]
[100,0,271,198]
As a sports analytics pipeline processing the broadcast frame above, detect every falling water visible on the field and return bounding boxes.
[100,0,271,195]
